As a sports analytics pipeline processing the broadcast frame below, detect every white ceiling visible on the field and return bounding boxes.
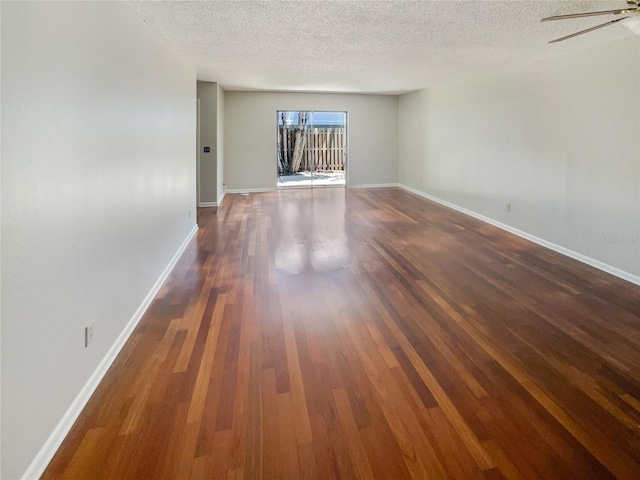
[126,0,635,94]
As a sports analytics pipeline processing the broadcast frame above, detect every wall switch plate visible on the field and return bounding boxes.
[85,322,94,348]
[506,203,511,212]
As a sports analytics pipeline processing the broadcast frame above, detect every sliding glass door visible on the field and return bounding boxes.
[277,111,346,189]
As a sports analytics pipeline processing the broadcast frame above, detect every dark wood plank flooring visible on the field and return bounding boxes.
[43,187,640,479]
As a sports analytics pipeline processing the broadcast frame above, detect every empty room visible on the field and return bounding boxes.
[2,1,640,479]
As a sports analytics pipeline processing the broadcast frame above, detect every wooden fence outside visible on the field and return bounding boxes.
[279,127,345,173]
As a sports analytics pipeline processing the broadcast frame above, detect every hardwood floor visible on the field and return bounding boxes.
[43,187,640,479]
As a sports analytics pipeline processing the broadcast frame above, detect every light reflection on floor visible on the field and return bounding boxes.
[274,189,350,274]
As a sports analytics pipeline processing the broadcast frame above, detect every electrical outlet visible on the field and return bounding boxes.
[85,322,94,348]
[189,209,191,218]
[506,203,511,212]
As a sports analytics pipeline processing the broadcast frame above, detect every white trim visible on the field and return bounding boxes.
[198,190,225,207]
[21,225,199,480]
[348,183,400,189]
[400,185,640,287]
[225,188,277,194]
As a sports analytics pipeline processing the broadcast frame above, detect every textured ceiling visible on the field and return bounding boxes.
[126,0,635,93]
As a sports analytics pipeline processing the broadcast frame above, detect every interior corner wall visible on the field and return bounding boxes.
[399,36,640,280]
[398,89,428,191]
[224,91,398,190]
[1,2,197,478]
[197,81,218,204]
[216,84,225,202]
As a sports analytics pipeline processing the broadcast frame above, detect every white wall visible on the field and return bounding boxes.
[224,92,398,190]
[1,2,197,478]
[197,81,218,204]
[217,84,225,203]
[399,36,640,281]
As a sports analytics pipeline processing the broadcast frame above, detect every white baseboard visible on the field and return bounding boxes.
[224,185,399,193]
[225,188,277,194]
[348,183,400,189]
[199,192,226,208]
[399,184,640,287]
[21,224,199,480]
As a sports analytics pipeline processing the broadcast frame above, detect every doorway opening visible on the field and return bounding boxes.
[277,111,347,189]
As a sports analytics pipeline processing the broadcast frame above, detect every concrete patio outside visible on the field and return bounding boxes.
[277,171,346,188]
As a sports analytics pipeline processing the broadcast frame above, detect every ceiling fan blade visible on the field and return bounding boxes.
[549,16,629,43]
[542,8,636,21]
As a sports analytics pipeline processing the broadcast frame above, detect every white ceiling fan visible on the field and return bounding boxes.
[542,0,640,43]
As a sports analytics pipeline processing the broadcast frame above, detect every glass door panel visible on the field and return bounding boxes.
[277,111,346,189]
[277,111,313,188]
[309,112,346,187]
